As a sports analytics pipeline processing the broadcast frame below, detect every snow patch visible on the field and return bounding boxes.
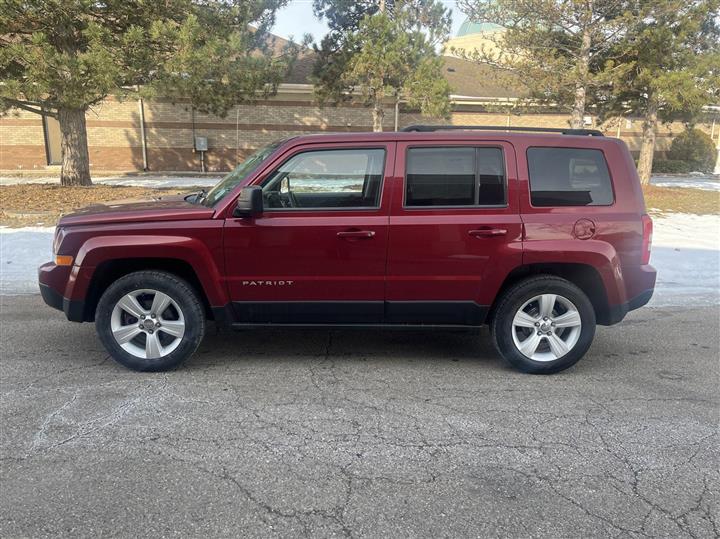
[0,175,219,188]
[649,213,720,306]
[0,226,55,295]
[650,174,720,191]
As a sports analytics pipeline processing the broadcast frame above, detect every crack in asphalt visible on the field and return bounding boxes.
[1,298,718,538]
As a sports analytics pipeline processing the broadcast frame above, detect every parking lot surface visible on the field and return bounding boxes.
[1,295,718,538]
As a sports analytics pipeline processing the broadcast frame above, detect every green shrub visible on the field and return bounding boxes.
[652,159,694,174]
[667,128,716,173]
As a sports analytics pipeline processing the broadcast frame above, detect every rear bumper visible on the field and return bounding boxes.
[604,288,654,325]
[38,263,86,322]
[602,264,656,325]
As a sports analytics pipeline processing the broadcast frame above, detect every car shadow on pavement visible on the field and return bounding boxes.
[185,324,502,370]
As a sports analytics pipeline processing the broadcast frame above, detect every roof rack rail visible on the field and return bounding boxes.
[400,125,605,136]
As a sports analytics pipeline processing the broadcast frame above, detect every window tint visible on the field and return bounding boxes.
[527,147,613,206]
[262,148,385,209]
[405,147,506,207]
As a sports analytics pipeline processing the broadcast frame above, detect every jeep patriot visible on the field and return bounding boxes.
[39,126,656,373]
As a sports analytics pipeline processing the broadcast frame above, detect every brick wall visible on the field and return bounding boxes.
[1,91,717,172]
[0,109,47,169]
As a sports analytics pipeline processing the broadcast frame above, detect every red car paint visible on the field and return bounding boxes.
[39,130,656,327]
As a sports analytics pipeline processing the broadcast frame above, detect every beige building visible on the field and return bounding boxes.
[1,31,718,173]
[444,20,506,58]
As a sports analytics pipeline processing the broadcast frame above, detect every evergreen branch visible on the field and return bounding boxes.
[0,97,55,117]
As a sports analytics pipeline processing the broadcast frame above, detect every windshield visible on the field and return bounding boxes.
[202,141,283,206]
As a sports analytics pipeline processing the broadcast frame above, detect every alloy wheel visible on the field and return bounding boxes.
[110,289,185,359]
[511,293,582,361]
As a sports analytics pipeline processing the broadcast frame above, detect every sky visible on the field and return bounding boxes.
[271,0,467,44]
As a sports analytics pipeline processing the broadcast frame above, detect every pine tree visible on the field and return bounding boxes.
[312,0,452,131]
[0,0,296,185]
[457,0,638,128]
[599,0,720,183]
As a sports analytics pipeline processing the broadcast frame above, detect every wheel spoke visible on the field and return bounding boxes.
[513,310,538,328]
[159,320,184,338]
[145,332,163,359]
[112,324,142,344]
[117,294,147,319]
[539,294,557,318]
[151,292,172,317]
[553,309,581,328]
[547,333,570,358]
[518,332,542,357]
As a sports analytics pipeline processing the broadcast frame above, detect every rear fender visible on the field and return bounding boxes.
[522,240,627,306]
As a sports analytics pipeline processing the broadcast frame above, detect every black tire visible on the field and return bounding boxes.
[491,275,596,374]
[95,271,206,372]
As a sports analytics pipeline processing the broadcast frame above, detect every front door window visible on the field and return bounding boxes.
[262,148,386,209]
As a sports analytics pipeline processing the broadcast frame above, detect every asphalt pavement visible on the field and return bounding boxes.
[0,295,718,538]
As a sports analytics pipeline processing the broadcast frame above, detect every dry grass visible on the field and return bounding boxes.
[642,186,719,216]
[0,184,195,227]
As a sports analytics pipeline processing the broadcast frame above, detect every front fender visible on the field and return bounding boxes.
[68,235,228,305]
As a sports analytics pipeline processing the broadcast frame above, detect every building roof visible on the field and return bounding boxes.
[442,56,523,99]
[269,32,523,100]
[457,19,503,36]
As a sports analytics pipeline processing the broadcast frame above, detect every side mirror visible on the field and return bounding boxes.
[233,186,263,218]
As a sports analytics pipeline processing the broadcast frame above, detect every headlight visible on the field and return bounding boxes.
[52,226,65,256]
[52,227,73,265]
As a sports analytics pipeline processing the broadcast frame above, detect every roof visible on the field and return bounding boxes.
[442,56,523,99]
[457,19,503,36]
[274,130,615,147]
[271,35,524,100]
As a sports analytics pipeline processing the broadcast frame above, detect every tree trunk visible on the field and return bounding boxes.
[570,28,591,129]
[372,100,384,132]
[58,107,92,186]
[637,97,658,185]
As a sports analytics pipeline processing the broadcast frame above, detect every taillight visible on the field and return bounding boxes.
[641,214,653,264]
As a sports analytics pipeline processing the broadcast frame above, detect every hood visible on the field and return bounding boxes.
[58,194,215,227]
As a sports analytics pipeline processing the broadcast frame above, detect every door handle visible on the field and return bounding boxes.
[468,228,507,238]
[337,230,376,240]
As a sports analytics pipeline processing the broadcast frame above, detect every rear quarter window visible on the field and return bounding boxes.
[527,147,614,206]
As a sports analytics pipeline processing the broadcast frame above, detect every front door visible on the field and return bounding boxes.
[223,142,395,324]
[386,141,523,325]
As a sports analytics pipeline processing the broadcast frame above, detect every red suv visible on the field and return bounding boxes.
[39,126,656,374]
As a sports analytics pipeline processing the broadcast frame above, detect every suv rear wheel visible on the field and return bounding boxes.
[491,276,596,374]
[95,271,205,371]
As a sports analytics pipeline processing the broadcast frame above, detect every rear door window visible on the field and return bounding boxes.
[527,147,614,206]
[405,147,506,207]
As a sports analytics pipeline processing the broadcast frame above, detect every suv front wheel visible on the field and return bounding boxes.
[95,271,206,371]
[491,276,596,374]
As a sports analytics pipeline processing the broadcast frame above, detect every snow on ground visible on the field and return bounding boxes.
[1,214,718,307]
[650,174,720,191]
[0,175,221,188]
[0,226,55,295]
[649,213,720,307]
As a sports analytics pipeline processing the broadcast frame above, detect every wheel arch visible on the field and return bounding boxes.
[488,263,614,325]
[82,258,213,322]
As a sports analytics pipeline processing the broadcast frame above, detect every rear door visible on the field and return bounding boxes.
[386,140,522,325]
[223,142,395,324]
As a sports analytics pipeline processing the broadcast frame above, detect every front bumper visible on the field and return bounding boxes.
[38,262,86,322]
